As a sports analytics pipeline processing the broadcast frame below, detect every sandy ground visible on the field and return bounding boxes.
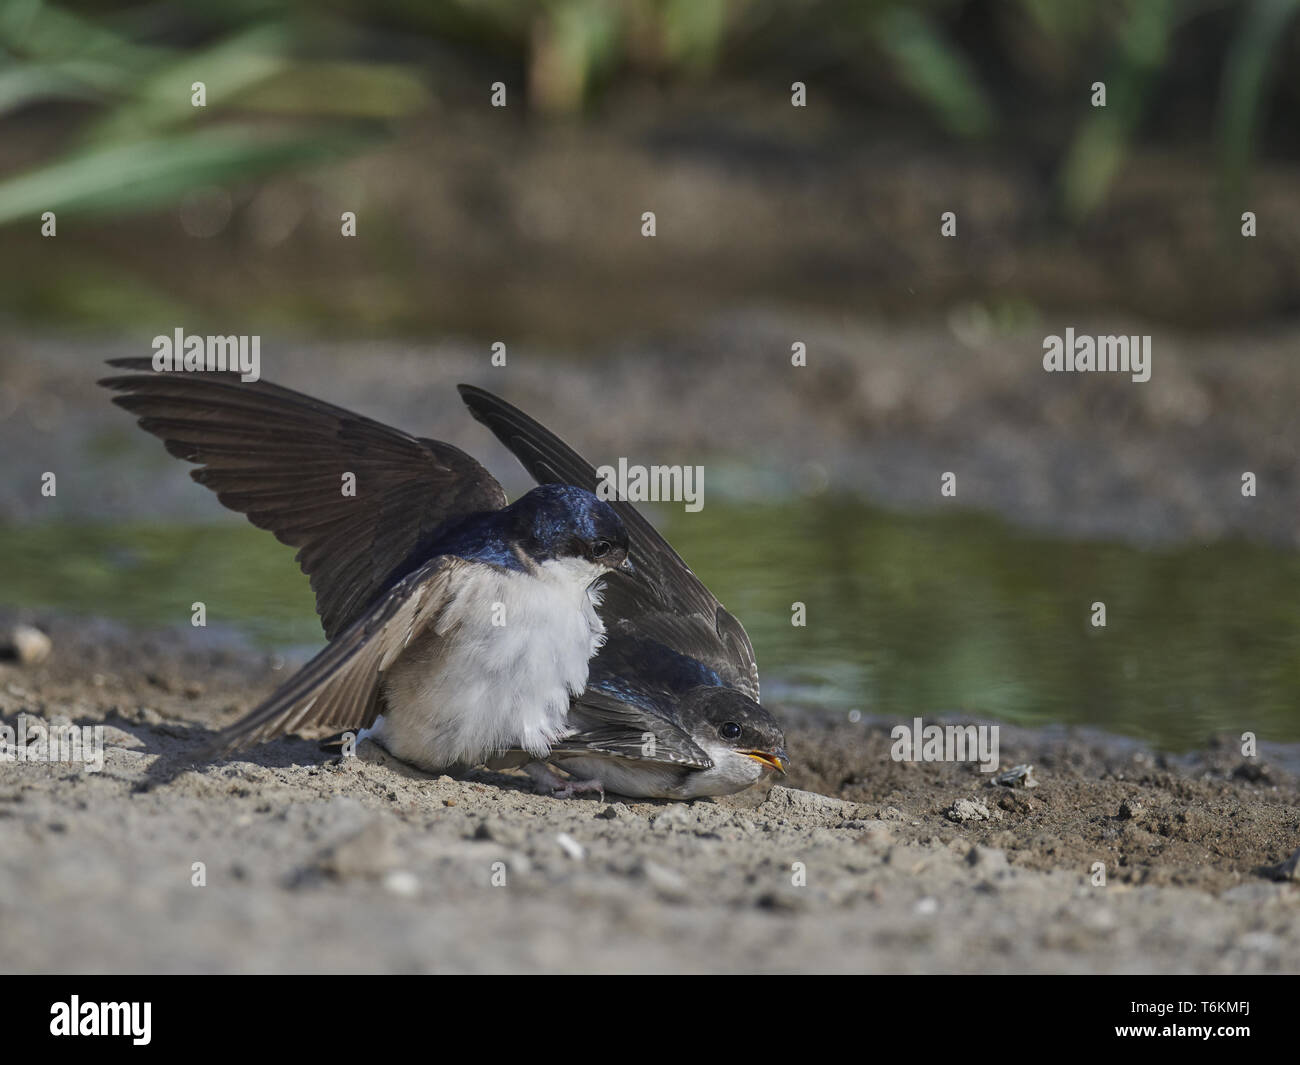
[1,609,1297,974]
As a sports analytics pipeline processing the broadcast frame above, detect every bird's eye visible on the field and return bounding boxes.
[590,540,611,559]
[719,722,742,740]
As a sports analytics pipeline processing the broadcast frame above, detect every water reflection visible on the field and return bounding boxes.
[2,503,1296,748]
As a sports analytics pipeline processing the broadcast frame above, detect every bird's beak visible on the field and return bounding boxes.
[617,555,636,576]
[741,748,788,775]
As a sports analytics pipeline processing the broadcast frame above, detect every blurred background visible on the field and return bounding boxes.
[1,0,1298,748]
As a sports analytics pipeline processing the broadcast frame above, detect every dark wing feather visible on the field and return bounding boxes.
[458,384,759,699]
[214,556,461,751]
[550,689,713,769]
[101,359,507,638]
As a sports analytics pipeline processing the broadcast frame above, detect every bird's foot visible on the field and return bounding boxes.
[524,761,604,801]
[551,777,605,802]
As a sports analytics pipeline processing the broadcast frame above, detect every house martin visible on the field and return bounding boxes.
[460,385,789,799]
[99,359,632,773]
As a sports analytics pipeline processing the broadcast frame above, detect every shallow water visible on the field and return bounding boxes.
[2,502,1297,749]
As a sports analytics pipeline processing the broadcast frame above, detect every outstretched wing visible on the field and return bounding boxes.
[101,359,507,638]
[458,384,759,699]
[214,556,463,750]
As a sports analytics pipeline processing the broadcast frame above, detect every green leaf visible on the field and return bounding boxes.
[872,8,995,139]
[1217,0,1300,218]
[0,125,374,226]
[1059,0,1176,219]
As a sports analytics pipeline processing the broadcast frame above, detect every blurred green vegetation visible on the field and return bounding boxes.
[1,0,1296,227]
[3,502,1298,749]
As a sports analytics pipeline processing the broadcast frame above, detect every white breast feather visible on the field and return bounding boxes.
[374,558,605,770]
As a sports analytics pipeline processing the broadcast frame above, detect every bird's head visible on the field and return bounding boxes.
[509,484,633,581]
[680,686,788,793]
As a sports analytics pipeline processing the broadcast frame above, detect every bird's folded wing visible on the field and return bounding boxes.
[550,688,713,769]
[458,384,759,700]
[214,556,461,751]
[101,359,507,639]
